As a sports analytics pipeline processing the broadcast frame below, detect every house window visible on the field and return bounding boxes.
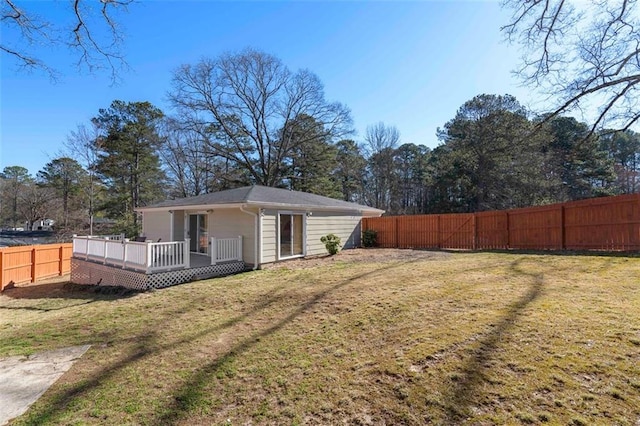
[279,213,304,259]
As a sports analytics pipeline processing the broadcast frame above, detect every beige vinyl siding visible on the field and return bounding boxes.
[261,210,362,263]
[172,210,184,241]
[142,211,172,242]
[261,210,277,263]
[306,211,362,256]
[210,208,257,266]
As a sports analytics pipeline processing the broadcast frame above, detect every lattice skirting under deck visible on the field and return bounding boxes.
[71,258,247,290]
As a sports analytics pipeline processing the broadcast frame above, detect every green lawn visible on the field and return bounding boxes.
[1,250,639,425]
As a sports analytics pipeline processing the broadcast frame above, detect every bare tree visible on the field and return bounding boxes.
[364,122,400,211]
[169,48,353,187]
[18,182,54,231]
[1,0,132,81]
[160,118,215,197]
[364,122,400,154]
[502,0,640,133]
[64,123,102,234]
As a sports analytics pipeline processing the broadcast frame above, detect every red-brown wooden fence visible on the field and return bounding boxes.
[0,243,72,291]
[362,194,640,252]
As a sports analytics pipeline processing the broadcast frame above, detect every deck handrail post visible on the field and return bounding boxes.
[238,235,243,261]
[211,237,217,265]
[146,242,153,273]
[184,239,190,269]
[122,240,128,269]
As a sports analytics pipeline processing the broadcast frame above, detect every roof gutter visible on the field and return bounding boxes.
[239,205,260,270]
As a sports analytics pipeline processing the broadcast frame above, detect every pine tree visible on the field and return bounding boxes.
[92,100,167,235]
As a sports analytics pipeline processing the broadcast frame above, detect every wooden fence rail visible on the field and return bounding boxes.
[0,243,73,291]
[362,193,640,252]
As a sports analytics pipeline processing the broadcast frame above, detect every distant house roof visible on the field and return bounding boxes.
[137,185,384,215]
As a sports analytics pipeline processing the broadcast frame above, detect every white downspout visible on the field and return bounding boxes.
[240,205,260,270]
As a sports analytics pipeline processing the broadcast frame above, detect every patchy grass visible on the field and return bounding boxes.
[1,251,639,425]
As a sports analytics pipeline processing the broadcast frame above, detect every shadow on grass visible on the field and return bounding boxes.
[1,282,139,312]
[17,261,413,425]
[153,260,419,425]
[443,258,545,423]
[438,247,640,259]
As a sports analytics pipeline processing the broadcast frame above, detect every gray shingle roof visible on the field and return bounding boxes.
[139,185,383,213]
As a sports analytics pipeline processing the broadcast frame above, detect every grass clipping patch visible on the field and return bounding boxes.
[1,251,639,425]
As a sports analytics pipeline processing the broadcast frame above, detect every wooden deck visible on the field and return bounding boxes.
[71,256,247,290]
[72,236,243,274]
[190,253,213,268]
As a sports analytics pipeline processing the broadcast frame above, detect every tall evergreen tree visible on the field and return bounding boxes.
[394,143,431,214]
[37,157,86,229]
[92,100,166,235]
[542,116,615,201]
[600,130,640,195]
[334,139,366,203]
[283,114,341,198]
[436,94,548,212]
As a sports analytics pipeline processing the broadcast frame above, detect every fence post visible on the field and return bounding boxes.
[395,217,399,248]
[59,245,64,276]
[561,205,566,250]
[506,212,510,249]
[238,235,243,261]
[473,214,478,250]
[0,250,4,291]
[31,247,37,283]
[437,215,441,249]
[211,237,217,265]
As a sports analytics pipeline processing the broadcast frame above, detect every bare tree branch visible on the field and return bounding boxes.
[169,49,353,187]
[503,0,640,132]
[1,0,132,82]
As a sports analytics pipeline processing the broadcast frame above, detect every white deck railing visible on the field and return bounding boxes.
[211,236,243,265]
[72,236,191,273]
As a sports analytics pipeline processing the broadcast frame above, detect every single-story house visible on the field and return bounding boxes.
[136,185,384,270]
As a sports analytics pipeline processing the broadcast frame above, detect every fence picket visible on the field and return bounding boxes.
[0,243,72,291]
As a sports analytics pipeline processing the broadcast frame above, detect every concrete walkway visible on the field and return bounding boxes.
[0,345,90,425]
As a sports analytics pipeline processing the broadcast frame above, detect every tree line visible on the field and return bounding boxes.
[2,50,640,238]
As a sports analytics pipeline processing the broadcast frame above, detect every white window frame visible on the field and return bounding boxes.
[276,211,306,260]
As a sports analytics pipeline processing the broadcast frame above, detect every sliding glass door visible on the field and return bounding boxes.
[279,213,303,258]
[188,214,208,254]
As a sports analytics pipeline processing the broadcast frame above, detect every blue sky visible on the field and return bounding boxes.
[1,1,536,176]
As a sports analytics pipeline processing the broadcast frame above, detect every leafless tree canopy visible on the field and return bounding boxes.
[1,0,131,81]
[364,122,400,154]
[169,48,353,186]
[502,0,640,132]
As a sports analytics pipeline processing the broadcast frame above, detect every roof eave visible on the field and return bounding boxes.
[136,201,384,215]
[136,203,243,213]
